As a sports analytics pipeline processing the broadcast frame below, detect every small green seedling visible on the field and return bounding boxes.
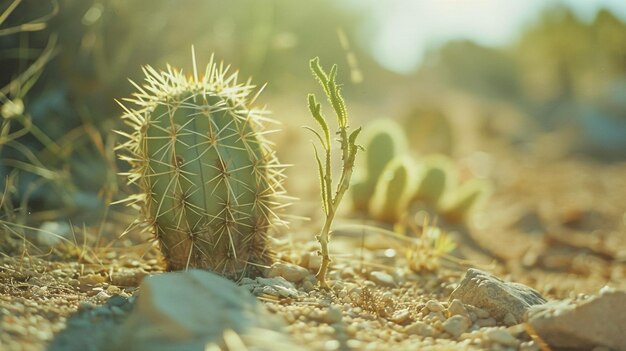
[306,57,362,289]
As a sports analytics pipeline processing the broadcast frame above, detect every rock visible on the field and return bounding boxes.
[109,268,148,287]
[115,270,298,351]
[390,309,411,325]
[484,328,520,348]
[447,299,470,319]
[503,312,517,326]
[323,305,343,324]
[526,290,626,350]
[475,317,497,327]
[425,300,445,312]
[240,276,300,298]
[450,269,546,323]
[442,315,471,338]
[304,253,322,271]
[404,321,435,337]
[79,274,106,291]
[266,262,310,283]
[369,271,396,287]
[37,221,72,246]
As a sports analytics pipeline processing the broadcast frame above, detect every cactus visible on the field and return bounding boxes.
[369,156,416,224]
[440,179,490,223]
[412,155,455,207]
[116,50,286,279]
[351,119,407,212]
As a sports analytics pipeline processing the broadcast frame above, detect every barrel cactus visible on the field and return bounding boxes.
[116,52,286,279]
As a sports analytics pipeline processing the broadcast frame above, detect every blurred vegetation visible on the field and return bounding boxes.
[422,5,626,158]
[1,1,625,250]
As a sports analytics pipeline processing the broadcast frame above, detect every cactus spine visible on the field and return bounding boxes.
[116,51,286,278]
[351,119,407,212]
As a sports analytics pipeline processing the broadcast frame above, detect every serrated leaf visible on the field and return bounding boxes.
[310,57,330,95]
[307,94,330,148]
[348,126,362,149]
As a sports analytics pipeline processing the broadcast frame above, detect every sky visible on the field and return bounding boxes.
[346,0,626,73]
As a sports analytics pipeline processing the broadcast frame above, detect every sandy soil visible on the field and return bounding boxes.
[1,151,625,351]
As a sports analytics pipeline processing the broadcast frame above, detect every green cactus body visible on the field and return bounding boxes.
[351,119,407,212]
[117,54,286,278]
[441,179,490,223]
[412,155,454,207]
[369,156,415,223]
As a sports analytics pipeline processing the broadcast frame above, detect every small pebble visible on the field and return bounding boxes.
[426,300,445,312]
[369,271,396,287]
[424,311,446,323]
[442,315,471,338]
[302,280,315,292]
[405,321,434,337]
[266,262,310,283]
[484,329,520,348]
[503,312,518,326]
[476,317,497,327]
[324,306,342,324]
[390,309,411,325]
[447,299,470,318]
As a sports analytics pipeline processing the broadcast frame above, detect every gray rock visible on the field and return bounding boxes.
[240,276,300,298]
[404,321,435,337]
[484,328,520,348]
[442,315,471,338]
[114,270,299,351]
[369,271,396,287]
[450,269,546,323]
[266,262,310,283]
[447,299,470,319]
[527,290,626,350]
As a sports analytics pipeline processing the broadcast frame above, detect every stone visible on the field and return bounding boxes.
[390,309,411,325]
[323,305,343,324]
[266,262,310,283]
[425,300,445,312]
[447,299,470,319]
[450,269,546,323]
[442,315,471,338]
[526,290,626,350]
[115,270,299,351]
[404,321,435,337]
[484,329,520,348]
[37,221,72,246]
[369,271,396,287]
[475,317,497,327]
[240,276,300,298]
[109,268,148,287]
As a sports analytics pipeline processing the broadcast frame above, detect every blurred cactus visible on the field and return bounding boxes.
[412,155,454,207]
[350,118,490,225]
[117,51,287,278]
[351,119,407,212]
[369,156,415,224]
[440,179,491,223]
